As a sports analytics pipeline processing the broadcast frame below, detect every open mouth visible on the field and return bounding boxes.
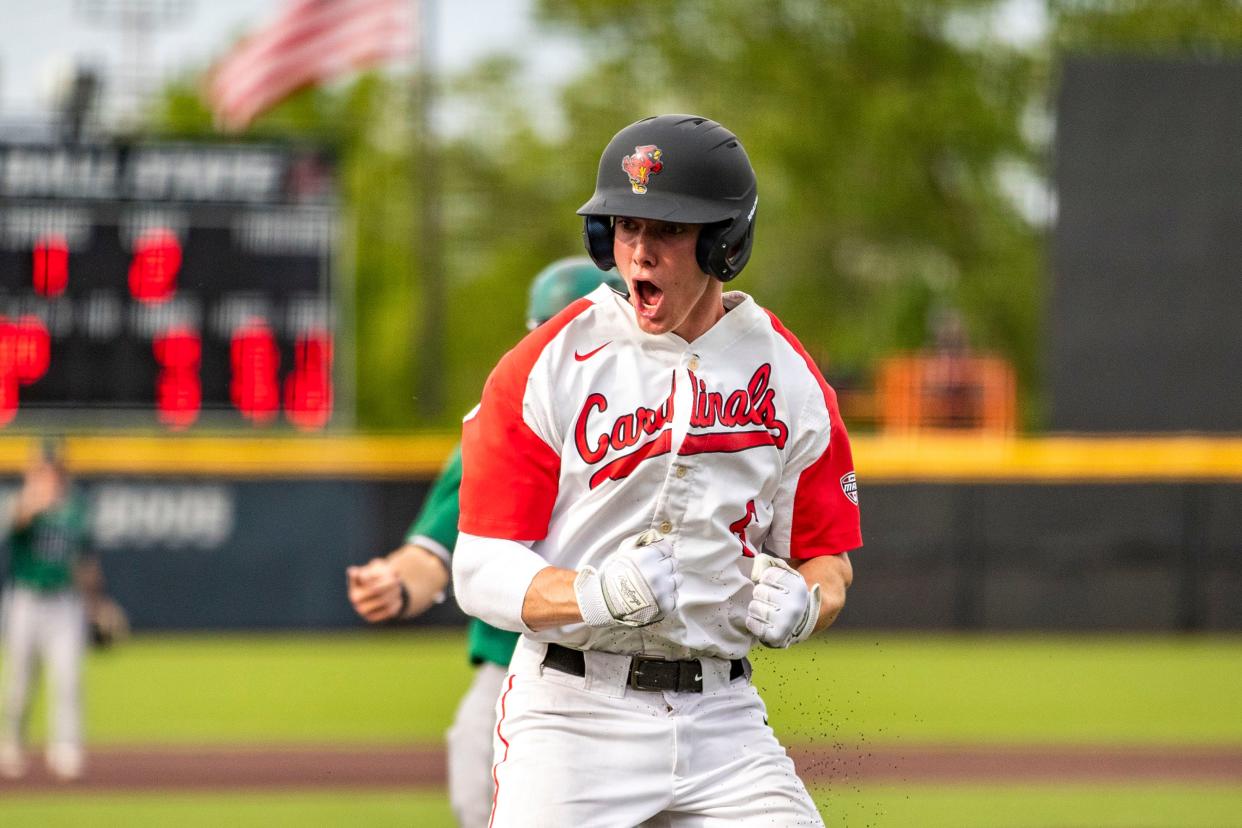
[632,278,664,319]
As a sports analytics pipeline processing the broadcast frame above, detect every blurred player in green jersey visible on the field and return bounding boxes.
[347,258,624,827]
[1,440,101,781]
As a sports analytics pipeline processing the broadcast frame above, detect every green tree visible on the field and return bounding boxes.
[525,0,1242,431]
[1051,0,1242,53]
[151,1,1053,430]
[531,0,1043,417]
[160,1,1242,432]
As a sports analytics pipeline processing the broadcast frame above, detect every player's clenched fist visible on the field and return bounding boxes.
[574,531,680,627]
[347,558,406,622]
[746,553,822,649]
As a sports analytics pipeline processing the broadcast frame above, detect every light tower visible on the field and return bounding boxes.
[74,0,190,129]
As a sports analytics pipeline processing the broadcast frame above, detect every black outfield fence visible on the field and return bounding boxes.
[1,434,1237,631]
[845,481,1240,632]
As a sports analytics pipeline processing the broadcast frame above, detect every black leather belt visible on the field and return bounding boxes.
[542,643,748,693]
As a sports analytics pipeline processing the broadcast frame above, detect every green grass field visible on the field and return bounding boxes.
[62,630,1242,746]
[2,630,1240,827]
[3,785,1241,828]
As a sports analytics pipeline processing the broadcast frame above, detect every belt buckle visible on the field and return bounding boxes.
[628,655,667,691]
[628,656,705,692]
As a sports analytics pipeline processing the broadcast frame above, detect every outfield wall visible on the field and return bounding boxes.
[0,435,1238,631]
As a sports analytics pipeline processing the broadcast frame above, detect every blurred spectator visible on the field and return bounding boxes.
[924,306,982,429]
[878,306,1016,434]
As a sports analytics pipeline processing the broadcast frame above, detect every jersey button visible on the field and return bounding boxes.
[659,520,673,534]
[674,465,687,479]
[688,356,700,371]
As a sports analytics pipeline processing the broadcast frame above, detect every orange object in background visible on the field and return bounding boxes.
[878,353,1016,434]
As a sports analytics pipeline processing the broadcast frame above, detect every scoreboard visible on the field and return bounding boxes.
[0,141,342,431]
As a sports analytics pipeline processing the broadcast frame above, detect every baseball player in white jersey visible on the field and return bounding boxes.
[454,114,860,826]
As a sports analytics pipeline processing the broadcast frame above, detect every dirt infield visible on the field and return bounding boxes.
[2,744,1240,792]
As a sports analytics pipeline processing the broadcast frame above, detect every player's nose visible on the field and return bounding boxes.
[630,230,658,268]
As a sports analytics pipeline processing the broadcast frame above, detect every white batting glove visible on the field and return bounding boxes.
[575,531,680,627]
[746,553,821,649]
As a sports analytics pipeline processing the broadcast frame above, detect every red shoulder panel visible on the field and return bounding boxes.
[459,298,593,540]
[764,309,863,558]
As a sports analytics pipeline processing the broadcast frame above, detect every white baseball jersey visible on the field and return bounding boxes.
[460,285,861,661]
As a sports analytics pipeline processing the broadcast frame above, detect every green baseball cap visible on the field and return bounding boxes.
[526,257,626,329]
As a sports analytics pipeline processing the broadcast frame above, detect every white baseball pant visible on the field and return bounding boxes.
[488,636,823,828]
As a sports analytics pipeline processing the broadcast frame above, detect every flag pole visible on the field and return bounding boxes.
[413,0,444,421]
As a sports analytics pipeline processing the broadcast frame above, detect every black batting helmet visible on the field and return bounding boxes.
[577,114,758,282]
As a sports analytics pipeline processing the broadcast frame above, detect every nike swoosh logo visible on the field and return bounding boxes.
[694,674,703,682]
[574,341,612,361]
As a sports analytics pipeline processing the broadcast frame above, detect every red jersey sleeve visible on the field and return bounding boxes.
[789,384,862,557]
[458,298,591,540]
[764,309,863,558]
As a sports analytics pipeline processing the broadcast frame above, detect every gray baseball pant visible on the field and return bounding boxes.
[445,661,508,828]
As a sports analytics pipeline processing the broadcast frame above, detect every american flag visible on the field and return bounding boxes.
[207,0,416,132]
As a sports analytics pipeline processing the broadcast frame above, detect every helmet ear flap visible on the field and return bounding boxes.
[582,216,616,270]
[696,215,756,282]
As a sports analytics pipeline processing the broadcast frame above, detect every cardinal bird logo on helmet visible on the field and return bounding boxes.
[621,145,664,194]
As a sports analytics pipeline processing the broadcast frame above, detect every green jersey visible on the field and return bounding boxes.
[406,447,518,668]
[5,492,90,593]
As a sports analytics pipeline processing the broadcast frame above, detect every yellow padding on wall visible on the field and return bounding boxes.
[0,433,1237,481]
[0,434,460,478]
[852,435,1242,481]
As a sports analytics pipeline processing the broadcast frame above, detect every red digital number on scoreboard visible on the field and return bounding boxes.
[0,316,51,426]
[153,327,202,431]
[32,235,70,297]
[9,231,334,431]
[284,329,333,431]
[128,228,182,304]
[230,319,281,424]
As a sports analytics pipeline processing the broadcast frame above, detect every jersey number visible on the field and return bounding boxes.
[729,499,758,558]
